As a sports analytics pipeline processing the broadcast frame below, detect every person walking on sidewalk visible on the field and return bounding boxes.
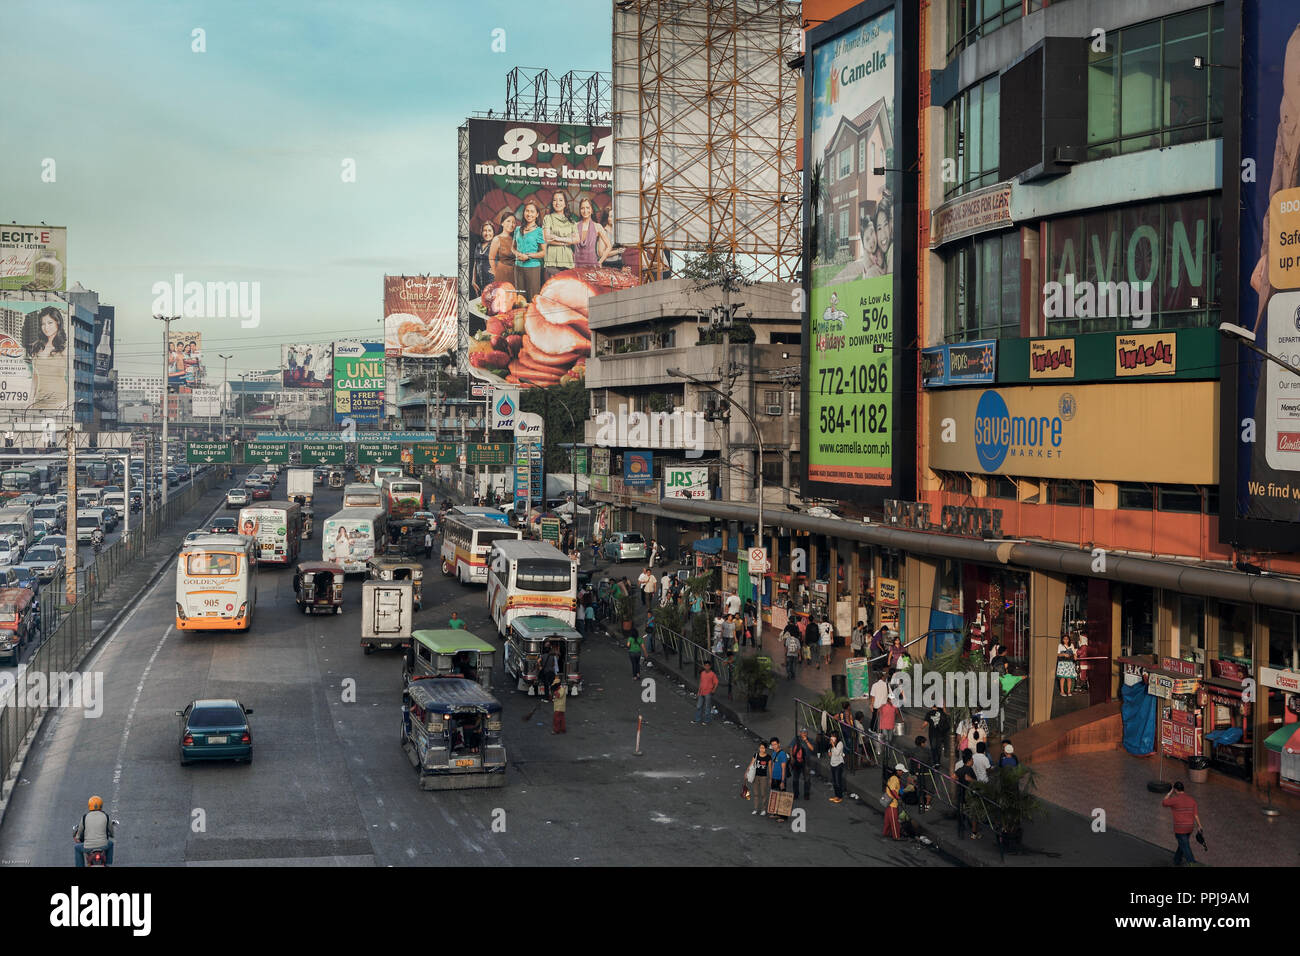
[788,730,814,800]
[1161,782,1202,866]
[878,696,898,746]
[743,605,757,648]
[924,703,950,768]
[851,620,866,658]
[818,617,834,670]
[882,763,903,839]
[869,671,889,733]
[783,629,801,680]
[972,741,991,782]
[424,530,434,559]
[641,568,658,608]
[768,738,790,817]
[748,742,772,815]
[827,732,846,802]
[627,630,644,679]
[550,680,567,734]
[693,662,718,725]
[955,749,980,840]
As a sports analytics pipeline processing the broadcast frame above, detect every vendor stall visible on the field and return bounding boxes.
[1201,659,1253,779]
[1264,722,1300,796]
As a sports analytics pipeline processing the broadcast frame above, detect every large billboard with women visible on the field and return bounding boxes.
[801,0,916,505]
[0,296,70,411]
[167,330,202,393]
[462,118,639,389]
[281,342,333,389]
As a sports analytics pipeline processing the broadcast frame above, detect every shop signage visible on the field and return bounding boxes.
[812,581,828,594]
[1148,674,1175,699]
[1205,689,1246,708]
[876,577,899,606]
[929,181,1014,248]
[623,451,654,486]
[1161,712,1200,759]
[919,341,997,388]
[1210,660,1249,681]
[883,499,1004,538]
[1029,338,1075,380]
[921,347,946,387]
[1115,333,1176,377]
[663,466,709,500]
[592,447,610,475]
[1160,657,1199,678]
[1262,666,1300,692]
[723,561,738,575]
[590,474,611,492]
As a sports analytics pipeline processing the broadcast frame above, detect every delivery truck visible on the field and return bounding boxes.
[287,468,315,505]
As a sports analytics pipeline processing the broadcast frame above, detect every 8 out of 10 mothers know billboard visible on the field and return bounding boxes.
[803,0,915,504]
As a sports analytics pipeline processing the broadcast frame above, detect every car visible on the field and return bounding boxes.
[226,488,250,509]
[11,565,40,597]
[20,545,62,582]
[31,520,52,544]
[247,482,272,501]
[183,531,211,546]
[243,474,263,488]
[42,535,67,553]
[208,516,237,535]
[177,698,254,765]
[602,531,647,563]
[0,535,22,567]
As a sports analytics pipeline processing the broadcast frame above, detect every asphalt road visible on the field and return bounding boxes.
[0,479,951,866]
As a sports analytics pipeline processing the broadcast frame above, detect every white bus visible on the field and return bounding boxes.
[371,465,403,488]
[381,476,423,519]
[486,539,578,636]
[175,534,258,631]
[321,506,386,573]
[343,482,384,510]
[237,501,303,565]
[440,514,521,585]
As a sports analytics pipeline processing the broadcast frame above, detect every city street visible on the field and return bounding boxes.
[0,477,946,867]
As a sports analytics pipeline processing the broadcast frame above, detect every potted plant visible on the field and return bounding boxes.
[737,654,776,711]
[973,764,1042,852]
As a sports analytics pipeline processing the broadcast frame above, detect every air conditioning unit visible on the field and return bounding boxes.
[765,404,782,416]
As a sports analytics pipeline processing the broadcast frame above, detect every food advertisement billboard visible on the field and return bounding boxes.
[384,276,457,359]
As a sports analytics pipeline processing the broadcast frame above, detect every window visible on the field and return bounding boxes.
[986,475,1017,499]
[1157,485,1202,513]
[515,559,573,592]
[944,76,1000,199]
[1087,4,1224,160]
[1049,480,1093,507]
[859,139,866,175]
[938,472,972,495]
[944,230,1021,340]
[1117,483,1154,510]
[838,209,850,246]
[839,147,853,180]
[1267,610,1299,670]
[947,0,1023,61]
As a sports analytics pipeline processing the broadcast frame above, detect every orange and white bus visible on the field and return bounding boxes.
[440,514,521,585]
[382,477,423,519]
[175,534,258,631]
[237,501,303,565]
[486,539,577,636]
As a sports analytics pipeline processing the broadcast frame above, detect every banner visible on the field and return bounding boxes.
[491,387,520,430]
[282,342,332,389]
[663,466,709,499]
[0,298,70,411]
[0,225,67,291]
[192,388,221,417]
[167,331,202,393]
[464,118,638,389]
[384,276,456,359]
[624,450,654,486]
[94,305,114,376]
[333,340,384,424]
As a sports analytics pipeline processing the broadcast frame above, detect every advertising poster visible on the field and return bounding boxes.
[1228,0,1300,543]
[94,305,114,375]
[0,225,67,291]
[0,297,70,411]
[464,119,638,389]
[806,6,898,489]
[624,450,653,486]
[282,342,333,388]
[383,276,457,359]
[333,341,384,424]
[167,330,202,393]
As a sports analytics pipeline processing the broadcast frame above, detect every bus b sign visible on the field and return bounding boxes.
[748,547,768,573]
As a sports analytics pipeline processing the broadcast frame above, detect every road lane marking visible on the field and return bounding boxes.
[111,624,173,810]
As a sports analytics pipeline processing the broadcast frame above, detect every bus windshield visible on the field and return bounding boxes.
[186,552,239,575]
[515,559,573,591]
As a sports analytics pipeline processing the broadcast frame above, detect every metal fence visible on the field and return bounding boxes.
[649,623,736,697]
[0,470,222,796]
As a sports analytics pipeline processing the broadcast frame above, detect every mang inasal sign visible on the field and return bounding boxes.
[803,0,915,502]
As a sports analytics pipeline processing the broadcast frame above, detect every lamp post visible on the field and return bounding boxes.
[1219,322,1300,377]
[219,353,233,440]
[154,314,177,505]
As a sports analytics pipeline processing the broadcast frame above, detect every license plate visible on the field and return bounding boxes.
[455,758,475,767]
[207,735,228,744]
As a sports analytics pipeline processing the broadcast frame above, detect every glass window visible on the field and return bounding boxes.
[1158,485,1202,513]
[1118,483,1154,509]
[1268,610,1299,670]
[986,475,1017,499]
[1178,595,1205,665]
[1218,602,1251,661]
[943,76,1000,199]
[839,147,852,179]
[945,230,1021,340]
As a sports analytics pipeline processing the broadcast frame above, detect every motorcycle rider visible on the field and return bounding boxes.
[74,795,115,866]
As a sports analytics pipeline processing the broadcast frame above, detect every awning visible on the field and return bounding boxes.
[692,536,723,554]
[1264,722,1300,754]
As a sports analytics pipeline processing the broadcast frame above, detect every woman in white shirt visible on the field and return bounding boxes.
[828,732,846,803]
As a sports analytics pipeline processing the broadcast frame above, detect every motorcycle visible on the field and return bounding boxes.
[91,531,104,555]
[73,821,120,867]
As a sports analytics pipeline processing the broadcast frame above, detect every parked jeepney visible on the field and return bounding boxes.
[505,615,584,696]
[328,470,345,489]
[293,562,343,615]
[401,678,506,790]
[367,555,424,609]
[403,628,496,690]
[360,580,414,655]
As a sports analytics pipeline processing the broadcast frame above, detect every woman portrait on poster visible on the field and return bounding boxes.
[572,196,611,269]
[513,201,546,301]
[489,211,517,287]
[24,306,67,408]
[875,188,894,274]
[471,221,495,297]
[332,525,352,563]
[183,340,200,387]
[542,191,577,282]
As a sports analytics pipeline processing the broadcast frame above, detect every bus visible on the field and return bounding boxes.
[1,468,38,500]
[382,477,423,519]
[85,461,111,487]
[451,505,509,525]
[343,482,384,510]
[371,465,404,488]
[237,501,303,565]
[321,506,386,573]
[440,514,521,585]
[486,539,578,635]
[175,534,258,631]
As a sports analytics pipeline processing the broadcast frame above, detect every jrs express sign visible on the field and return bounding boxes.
[663,467,709,500]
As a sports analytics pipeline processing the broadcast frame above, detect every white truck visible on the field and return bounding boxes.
[286,468,314,505]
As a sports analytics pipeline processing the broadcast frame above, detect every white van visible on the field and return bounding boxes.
[75,512,104,543]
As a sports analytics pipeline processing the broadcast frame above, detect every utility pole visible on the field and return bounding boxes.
[65,425,77,606]
[219,353,232,440]
[155,314,176,505]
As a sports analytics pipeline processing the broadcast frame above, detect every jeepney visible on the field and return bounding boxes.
[403,628,496,690]
[401,678,507,790]
[293,562,343,615]
[505,615,584,696]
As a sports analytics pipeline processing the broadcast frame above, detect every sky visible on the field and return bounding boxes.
[0,0,612,378]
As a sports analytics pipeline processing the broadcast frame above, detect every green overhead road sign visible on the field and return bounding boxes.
[466,442,512,466]
[301,442,344,465]
[186,442,231,464]
[245,441,290,464]
[412,442,459,465]
[357,441,402,464]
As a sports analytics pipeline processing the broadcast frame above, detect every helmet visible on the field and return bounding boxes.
[88,795,103,811]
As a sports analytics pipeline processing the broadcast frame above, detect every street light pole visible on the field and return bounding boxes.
[155,314,176,505]
[219,353,233,441]
[1219,322,1300,377]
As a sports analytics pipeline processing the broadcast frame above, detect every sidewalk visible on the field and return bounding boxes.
[597,581,1180,867]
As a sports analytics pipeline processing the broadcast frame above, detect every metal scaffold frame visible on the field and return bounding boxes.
[457,122,471,377]
[612,0,803,281]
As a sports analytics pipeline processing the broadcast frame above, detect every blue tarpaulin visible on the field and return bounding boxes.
[1121,680,1157,755]
[927,611,964,657]
[691,536,723,554]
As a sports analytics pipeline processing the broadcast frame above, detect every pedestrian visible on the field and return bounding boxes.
[627,629,644,679]
[850,619,866,657]
[1161,782,1202,866]
[688,589,703,626]
[584,599,595,635]
[550,680,567,734]
[725,591,741,616]
[870,623,889,665]
[788,729,814,800]
[800,617,814,666]
[638,568,654,607]
[955,749,980,839]
[693,661,718,724]
[887,635,905,674]
[924,703,949,768]
[828,731,845,803]
[448,611,465,630]
[1056,634,1078,696]
[537,643,557,701]
[742,605,757,648]
[748,742,772,815]
[660,570,672,603]
[909,736,933,812]
[999,741,1020,768]
[818,616,834,669]
[768,738,790,816]
[424,530,434,559]
[869,671,889,733]
[644,609,656,655]
[783,629,801,680]
[878,696,898,748]
[882,763,903,839]
[972,741,991,782]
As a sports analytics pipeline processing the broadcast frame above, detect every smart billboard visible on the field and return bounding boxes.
[333,340,384,424]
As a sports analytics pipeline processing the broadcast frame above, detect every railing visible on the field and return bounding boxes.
[650,623,735,697]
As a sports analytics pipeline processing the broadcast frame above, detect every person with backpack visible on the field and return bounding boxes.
[788,729,815,800]
[783,628,801,680]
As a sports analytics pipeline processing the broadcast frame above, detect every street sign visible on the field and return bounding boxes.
[186,441,231,464]
[300,442,344,465]
[748,547,768,573]
[574,448,588,475]
[467,442,511,466]
[357,441,402,464]
[471,383,488,398]
[245,441,289,464]
[540,517,561,544]
[412,442,459,465]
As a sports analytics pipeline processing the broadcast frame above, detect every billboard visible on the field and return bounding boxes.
[0,297,70,411]
[333,340,385,424]
[167,331,202,393]
[191,388,221,417]
[0,225,67,291]
[802,0,916,504]
[463,119,638,388]
[384,276,456,359]
[1223,0,1300,547]
[282,343,332,388]
[94,304,114,375]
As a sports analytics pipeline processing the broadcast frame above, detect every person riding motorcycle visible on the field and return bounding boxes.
[90,528,105,546]
[74,795,115,866]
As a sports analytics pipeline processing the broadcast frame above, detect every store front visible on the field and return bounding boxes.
[961,563,1030,663]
